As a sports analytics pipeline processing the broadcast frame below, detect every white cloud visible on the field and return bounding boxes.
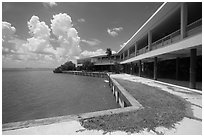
[2,21,27,59]
[2,21,16,41]
[51,13,73,37]
[21,15,53,58]
[80,49,106,57]
[120,42,127,48]
[112,50,116,54]
[107,27,123,37]
[43,2,57,8]
[81,39,101,46]
[28,15,51,39]
[2,13,82,65]
[51,13,81,58]
[77,18,85,23]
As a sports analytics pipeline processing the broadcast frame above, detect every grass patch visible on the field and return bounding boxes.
[79,78,189,134]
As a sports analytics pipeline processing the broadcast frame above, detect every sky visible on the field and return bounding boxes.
[2,2,162,68]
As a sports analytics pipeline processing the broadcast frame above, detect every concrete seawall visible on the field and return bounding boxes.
[62,71,108,78]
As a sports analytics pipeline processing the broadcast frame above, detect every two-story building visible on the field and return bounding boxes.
[77,2,202,89]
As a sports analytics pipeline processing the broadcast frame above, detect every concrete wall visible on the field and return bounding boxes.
[62,71,108,78]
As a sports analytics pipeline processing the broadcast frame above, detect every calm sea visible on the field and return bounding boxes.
[2,69,118,124]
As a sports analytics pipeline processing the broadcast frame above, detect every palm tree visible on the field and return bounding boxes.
[106,48,112,72]
[106,48,112,62]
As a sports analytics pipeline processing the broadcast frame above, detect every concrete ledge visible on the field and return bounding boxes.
[62,71,108,78]
[110,76,143,107]
[3,106,140,132]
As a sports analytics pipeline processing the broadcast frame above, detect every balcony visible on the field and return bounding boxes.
[152,18,201,51]
[133,19,202,57]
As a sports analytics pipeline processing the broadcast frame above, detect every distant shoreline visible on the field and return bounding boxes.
[2,68,54,71]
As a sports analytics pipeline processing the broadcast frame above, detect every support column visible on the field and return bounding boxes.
[190,49,197,89]
[135,42,137,56]
[176,57,180,80]
[127,49,130,58]
[181,3,188,39]
[130,62,133,75]
[139,60,142,77]
[148,30,152,51]
[154,57,158,80]
[123,52,125,60]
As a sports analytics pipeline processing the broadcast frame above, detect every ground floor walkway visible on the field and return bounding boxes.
[3,74,202,135]
[157,78,202,91]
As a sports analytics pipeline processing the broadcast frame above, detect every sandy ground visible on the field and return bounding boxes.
[3,74,202,135]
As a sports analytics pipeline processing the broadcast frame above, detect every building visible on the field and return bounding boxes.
[77,2,202,89]
[77,53,120,71]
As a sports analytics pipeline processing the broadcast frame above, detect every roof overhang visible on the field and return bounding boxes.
[117,2,182,54]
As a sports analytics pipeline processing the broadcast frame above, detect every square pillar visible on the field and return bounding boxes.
[135,42,137,56]
[123,52,125,60]
[181,3,188,39]
[190,48,197,89]
[176,57,180,80]
[130,62,133,75]
[148,31,152,51]
[127,49,130,58]
[154,57,158,80]
[139,60,142,77]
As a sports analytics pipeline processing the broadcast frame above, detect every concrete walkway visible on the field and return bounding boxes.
[3,74,202,135]
[157,78,202,90]
[111,74,202,135]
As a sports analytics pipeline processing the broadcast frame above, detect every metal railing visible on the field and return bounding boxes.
[137,46,149,55]
[93,58,121,64]
[187,18,202,36]
[151,29,181,50]
[144,18,201,54]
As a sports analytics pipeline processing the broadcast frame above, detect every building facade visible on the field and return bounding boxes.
[77,2,202,89]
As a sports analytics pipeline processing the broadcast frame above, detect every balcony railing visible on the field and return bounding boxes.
[187,18,202,36]
[134,18,202,56]
[137,46,149,55]
[151,29,181,50]
[93,58,121,65]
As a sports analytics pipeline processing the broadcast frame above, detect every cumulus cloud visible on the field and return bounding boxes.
[21,15,53,58]
[77,18,85,23]
[43,2,57,8]
[107,27,123,37]
[2,21,27,58]
[2,21,16,41]
[51,13,81,58]
[80,49,106,57]
[2,13,82,65]
[28,15,51,39]
[81,39,101,46]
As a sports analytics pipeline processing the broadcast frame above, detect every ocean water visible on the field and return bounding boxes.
[2,69,118,124]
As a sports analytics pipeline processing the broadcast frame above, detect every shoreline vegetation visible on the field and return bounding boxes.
[53,61,76,73]
[79,78,191,134]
